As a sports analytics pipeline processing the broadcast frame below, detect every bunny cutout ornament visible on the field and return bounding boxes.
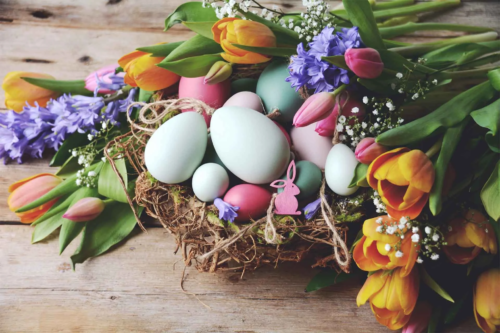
[270,160,301,215]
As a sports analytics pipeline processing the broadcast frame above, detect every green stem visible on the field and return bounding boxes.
[373,0,415,11]
[331,84,347,97]
[374,0,461,20]
[425,137,443,158]
[389,31,499,57]
[103,85,133,103]
[436,67,498,80]
[380,22,493,39]
[378,15,418,28]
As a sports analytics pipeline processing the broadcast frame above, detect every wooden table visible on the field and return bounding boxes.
[0,1,498,332]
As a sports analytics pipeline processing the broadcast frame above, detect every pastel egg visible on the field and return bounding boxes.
[211,106,290,184]
[178,76,231,126]
[223,92,264,113]
[273,121,291,146]
[223,184,272,222]
[202,135,226,170]
[277,161,322,200]
[231,78,258,94]
[192,163,229,202]
[145,112,207,184]
[291,122,333,169]
[325,143,359,196]
[256,61,304,122]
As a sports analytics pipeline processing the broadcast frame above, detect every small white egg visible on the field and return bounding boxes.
[325,143,359,196]
[192,163,230,202]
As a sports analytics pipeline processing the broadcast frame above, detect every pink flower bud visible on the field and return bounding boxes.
[84,64,124,94]
[63,197,105,222]
[293,92,336,128]
[355,137,388,164]
[315,94,365,137]
[345,48,384,79]
[402,301,432,333]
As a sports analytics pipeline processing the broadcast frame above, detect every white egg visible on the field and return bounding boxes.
[145,112,207,184]
[192,163,229,202]
[325,143,359,196]
[210,106,290,184]
[291,122,333,169]
[223,92,264,113]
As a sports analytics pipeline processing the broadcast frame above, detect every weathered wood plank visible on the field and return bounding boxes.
[0,225,480,332]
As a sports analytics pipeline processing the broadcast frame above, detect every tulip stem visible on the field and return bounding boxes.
[425,137,443,158]
[331,84,347,97]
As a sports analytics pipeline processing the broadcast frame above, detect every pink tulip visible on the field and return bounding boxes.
[84,64,124,94]
[355,137,388,164]
[63,197,105,222]
[293,92,336,127]
[345,48,384,79]
[315,94,365,137]
[402,301,432,333]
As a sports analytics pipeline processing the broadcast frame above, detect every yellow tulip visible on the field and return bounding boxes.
[444,209,497,265]
[118,50,180,91]
[474,269,500,333]
[353,215,419,277]
[367,148,435,220]
[212,18,276,64]
[8,173,61,223]
[357,267,420,330]
[2,72,59,112]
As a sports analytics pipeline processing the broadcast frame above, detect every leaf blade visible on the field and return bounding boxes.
[98,159,128,203]
[21,77,92,96]
[421,266,454,303]
[481,161,500,221]
[342,0,385,50]
[157,54,223,77]
[165,2,217,31]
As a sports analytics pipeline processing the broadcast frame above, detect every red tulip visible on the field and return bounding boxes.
[355,138,388,164]
[315,93,365,136]
[402,301,432,333]
[293,92,335,128]
[345,48,384,79]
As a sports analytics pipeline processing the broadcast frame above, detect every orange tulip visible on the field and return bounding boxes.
[357,267,420,330]
[2,72,59,112]
[444,209,497,265]
[367,148,435,220]
[118,50,180,91]
[212,18,276,64]
[353,215,419,277]
[8,173,61,223]
[474,268,500,333]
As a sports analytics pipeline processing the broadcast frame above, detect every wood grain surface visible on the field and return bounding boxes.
[0,1,496,332]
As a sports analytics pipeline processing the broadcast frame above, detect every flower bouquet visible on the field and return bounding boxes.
[2,0,499,331]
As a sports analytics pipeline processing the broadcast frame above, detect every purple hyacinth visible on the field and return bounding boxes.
[303,197,327,220]
[93,73,125,96]
[287,26,362,93]
[0,89,137,164]
[214,198,239,223]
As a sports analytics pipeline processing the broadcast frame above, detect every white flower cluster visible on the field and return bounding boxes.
[372,191,387,214]
[280,0,336,42]
[408,222,447,264]
[375,216,411,256]
[392,71,439,102]
[75,169,97,188]
[203,0,282,21]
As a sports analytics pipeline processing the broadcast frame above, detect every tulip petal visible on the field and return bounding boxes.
[233,20,276,48]
[399,150,435,193]
[367,148,408,189]
[386,193,429,220]
[357,271,387,306]
[400,185,425,210]
[353,236,380,272]
[379,180,406,209]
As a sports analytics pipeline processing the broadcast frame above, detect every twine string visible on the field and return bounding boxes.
[264,193,279,244]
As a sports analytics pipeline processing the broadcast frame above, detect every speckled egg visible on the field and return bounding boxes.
[223,184,272,222]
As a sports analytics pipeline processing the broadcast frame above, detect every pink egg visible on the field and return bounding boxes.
[291,122,333,169]
[178,77,231,126]
[223,184,272,222]
[273,121,291,146]
[223,92,264,113]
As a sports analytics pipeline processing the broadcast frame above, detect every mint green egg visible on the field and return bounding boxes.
[202,135,226,170]
[278,160,322,200]
[231,78,258,94]
[256,61,304,122]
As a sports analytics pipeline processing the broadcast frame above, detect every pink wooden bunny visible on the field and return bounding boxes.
[270,160,301,215]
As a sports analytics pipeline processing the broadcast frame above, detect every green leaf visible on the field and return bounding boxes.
[16,163,102,213]
[350,229,364,253]
[181,21,216,40]
[58,187,99,254]
[375,0,460,21]
[349,163,369,188]
[138,89,154,103]
[32,211,64,243]
[237,10,300,46]
[157,54,223,78]
[423,42,500,69]
[378,49,435,75]
[165,2,217,31]
[342,0,385,50]
[428,304,442,333]
[50,133,88,167]
[377,81,498,146]
[429,119,468,215]
[21,77,92,96]
[56,156,81,179]
[232,44,296,58]
[481,161,500,221]
[305,270,354,292]
[471,99,500,135]
[98,159,128,203]
[444,292,470,324]
[489,69,500,91]
[421,266,454,303]
[165,34,222,61]
[379,22,492,40]
[323,55,349,70]
[136,41,184,57]
[70,202,143,269]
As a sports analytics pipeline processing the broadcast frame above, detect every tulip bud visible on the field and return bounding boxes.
[293,92,336,128]
[204,61,233,85]
[85,64,124,94]
[474,269,500,333]
[402,301,432,333]
[315,93,365,137]
[63,197,105,222]
[355,138,388,164]
[345,48,384,79]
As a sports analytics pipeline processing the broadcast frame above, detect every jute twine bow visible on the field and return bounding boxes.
[264,193,280,244]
